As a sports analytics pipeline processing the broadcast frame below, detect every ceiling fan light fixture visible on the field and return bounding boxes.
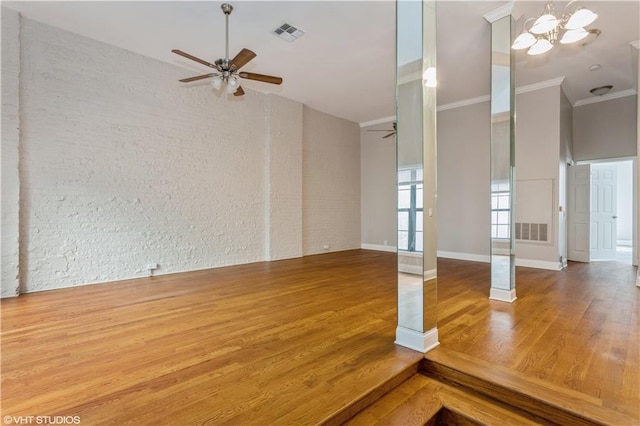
[212,75,223,90]
[173,2,284,97]
[564,7,598,30]
[560,27,589,44]
[527,38,554,55]
[512,31,536,50]
[225,76,239,93]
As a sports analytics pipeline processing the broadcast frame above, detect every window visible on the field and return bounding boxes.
[491,182,511,239]
[398,167,423,252]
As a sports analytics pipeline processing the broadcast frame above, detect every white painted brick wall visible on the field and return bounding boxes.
[19,18,273,292]
[303,106,361,255]
[1,8,21,297]
[266,95,303,260]
[3,16,361,294]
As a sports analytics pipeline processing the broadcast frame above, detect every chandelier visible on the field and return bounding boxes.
[512,1,599,56]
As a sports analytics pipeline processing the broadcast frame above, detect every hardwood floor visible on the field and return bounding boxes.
[2,251,638,425]
[1,250,422,425]
[432,258,640,424]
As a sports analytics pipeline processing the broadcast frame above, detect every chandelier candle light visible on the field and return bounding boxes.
[512,1,598,55]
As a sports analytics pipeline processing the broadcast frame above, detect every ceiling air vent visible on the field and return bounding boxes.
[274,23,305,42]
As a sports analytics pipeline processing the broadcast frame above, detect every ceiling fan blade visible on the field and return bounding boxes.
[171,49,217,69]
[382,132,396,139]
[179,73,216,83]
[234,86,245,97]
[238,72,283,85]
[230,48,257,70]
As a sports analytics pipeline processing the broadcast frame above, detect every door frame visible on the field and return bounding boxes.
[575,156,638,266]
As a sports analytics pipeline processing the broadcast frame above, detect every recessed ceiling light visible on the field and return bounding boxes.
[589,85,613,96]
[588,64,601,71]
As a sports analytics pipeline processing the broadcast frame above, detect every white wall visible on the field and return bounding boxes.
[514,86,562,267]
[1,8,21,297]
[360,121,396,249]
[437,102,491,259]
[2,14,360,295]
[573,95,638,161]
[303,107,361,255]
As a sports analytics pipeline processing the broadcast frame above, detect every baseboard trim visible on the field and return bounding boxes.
[489,288,517,303]
[395,326,440,353]
[398,264,422,275]
[424,268,437,281]
[515,258,562,271]
[438,251,564,272]
[637,270,640,287]
[361,243,397,253]
[437,251,490,263]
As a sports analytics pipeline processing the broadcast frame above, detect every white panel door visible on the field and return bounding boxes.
[590,164,618,260]
[568,165,590,262]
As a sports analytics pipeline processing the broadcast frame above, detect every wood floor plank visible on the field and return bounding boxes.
[432,258,640,424]
[1,250,422,425]
[2,252,638,425]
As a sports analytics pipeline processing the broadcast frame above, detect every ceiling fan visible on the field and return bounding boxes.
[172,3,283,97]
[368,122,397,139]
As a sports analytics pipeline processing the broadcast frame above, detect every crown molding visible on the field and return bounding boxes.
[438,77,565,112]
[516,77,565,95]
[483,2,520,24]
[437,95,491,112]
[574,89,637,107]
[397,71,422,85]
[631,40,640,50]
[360,115,395,128]
[361,77,571,125]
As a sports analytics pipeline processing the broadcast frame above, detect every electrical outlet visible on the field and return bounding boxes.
[323,244,329,250]
[146,263,158,270]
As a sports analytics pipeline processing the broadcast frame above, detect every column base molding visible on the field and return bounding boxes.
[489,288,517,303]
[395,326,439,353]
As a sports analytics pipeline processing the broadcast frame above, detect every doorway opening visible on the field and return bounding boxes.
[589,159,635,265]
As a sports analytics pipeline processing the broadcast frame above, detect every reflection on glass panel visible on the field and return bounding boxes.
[398,169,412,183]
[399,211,409,230]
[415,231,423,252]
[397,0,437,339]
[398,187,411,209]
[490,13,515,294]
[398,231,409,251]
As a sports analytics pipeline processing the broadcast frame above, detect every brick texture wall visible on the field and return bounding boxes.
[303,106,361,255]
[1,13,360,295]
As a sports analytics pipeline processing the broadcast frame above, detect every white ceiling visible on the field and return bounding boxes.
[4,1,639,125]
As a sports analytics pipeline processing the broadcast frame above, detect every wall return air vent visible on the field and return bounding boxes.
[515,223,549,242]
[274,23,305,42]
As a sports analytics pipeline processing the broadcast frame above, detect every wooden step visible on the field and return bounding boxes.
[344,373,545,425]
[320,359,421,426]
[422,347,638,425]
